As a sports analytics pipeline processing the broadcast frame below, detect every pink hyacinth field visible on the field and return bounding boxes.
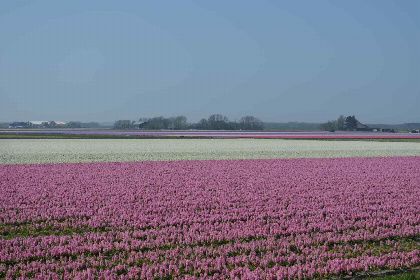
[2,129,420,139]
[1,157,420,279]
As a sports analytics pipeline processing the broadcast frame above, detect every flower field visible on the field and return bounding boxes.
[2,139,420,164]
[2,129,420,139]
[1,157,420,279]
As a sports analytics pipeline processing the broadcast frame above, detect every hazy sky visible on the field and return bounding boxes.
[1,0,419,123]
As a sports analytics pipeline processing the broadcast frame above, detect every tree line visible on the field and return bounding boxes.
[114,114,263,130]
[319,115,359,131]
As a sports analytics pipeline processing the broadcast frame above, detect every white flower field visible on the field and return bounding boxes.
[1,139,420,164]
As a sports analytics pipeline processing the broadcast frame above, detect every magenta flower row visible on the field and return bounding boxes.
[1,157,420,279]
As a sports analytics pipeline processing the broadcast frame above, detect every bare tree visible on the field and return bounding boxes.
[208,114,230,130]
[240,116,263,130]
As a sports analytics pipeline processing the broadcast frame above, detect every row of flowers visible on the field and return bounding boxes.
[2,139,420,165]
[1,157,420,279]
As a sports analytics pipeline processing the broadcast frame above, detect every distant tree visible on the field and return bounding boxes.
[172,116,188,130]
[208,114,227,123]
[66,121,82,128]
[208,114,231,130]
[319,120,337,131]
[82,122,101,128]
[239,116,263,130]
[263,122,321,131]
[229,120,240,130]
[337,115,345,131]
[144,117,166,129]
[344,115,358,131]
[139,116,187,130]
[113,120,131,129]
[195,118,209,130]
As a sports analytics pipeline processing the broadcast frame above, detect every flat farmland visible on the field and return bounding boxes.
[1,139,420,279]
[1,139,420,164]
[1,157,420,279]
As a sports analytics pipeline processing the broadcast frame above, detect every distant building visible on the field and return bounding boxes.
[29,121,66,127]
[9,122,30,128]
[54,121,67,126]
[356,121,369,130]
[355,122,380,132]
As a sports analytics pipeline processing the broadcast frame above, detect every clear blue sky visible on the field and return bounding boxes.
[1,0,419,123]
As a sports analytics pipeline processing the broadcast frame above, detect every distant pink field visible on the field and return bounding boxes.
[2,129,420,139]
[1,157,420,279]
